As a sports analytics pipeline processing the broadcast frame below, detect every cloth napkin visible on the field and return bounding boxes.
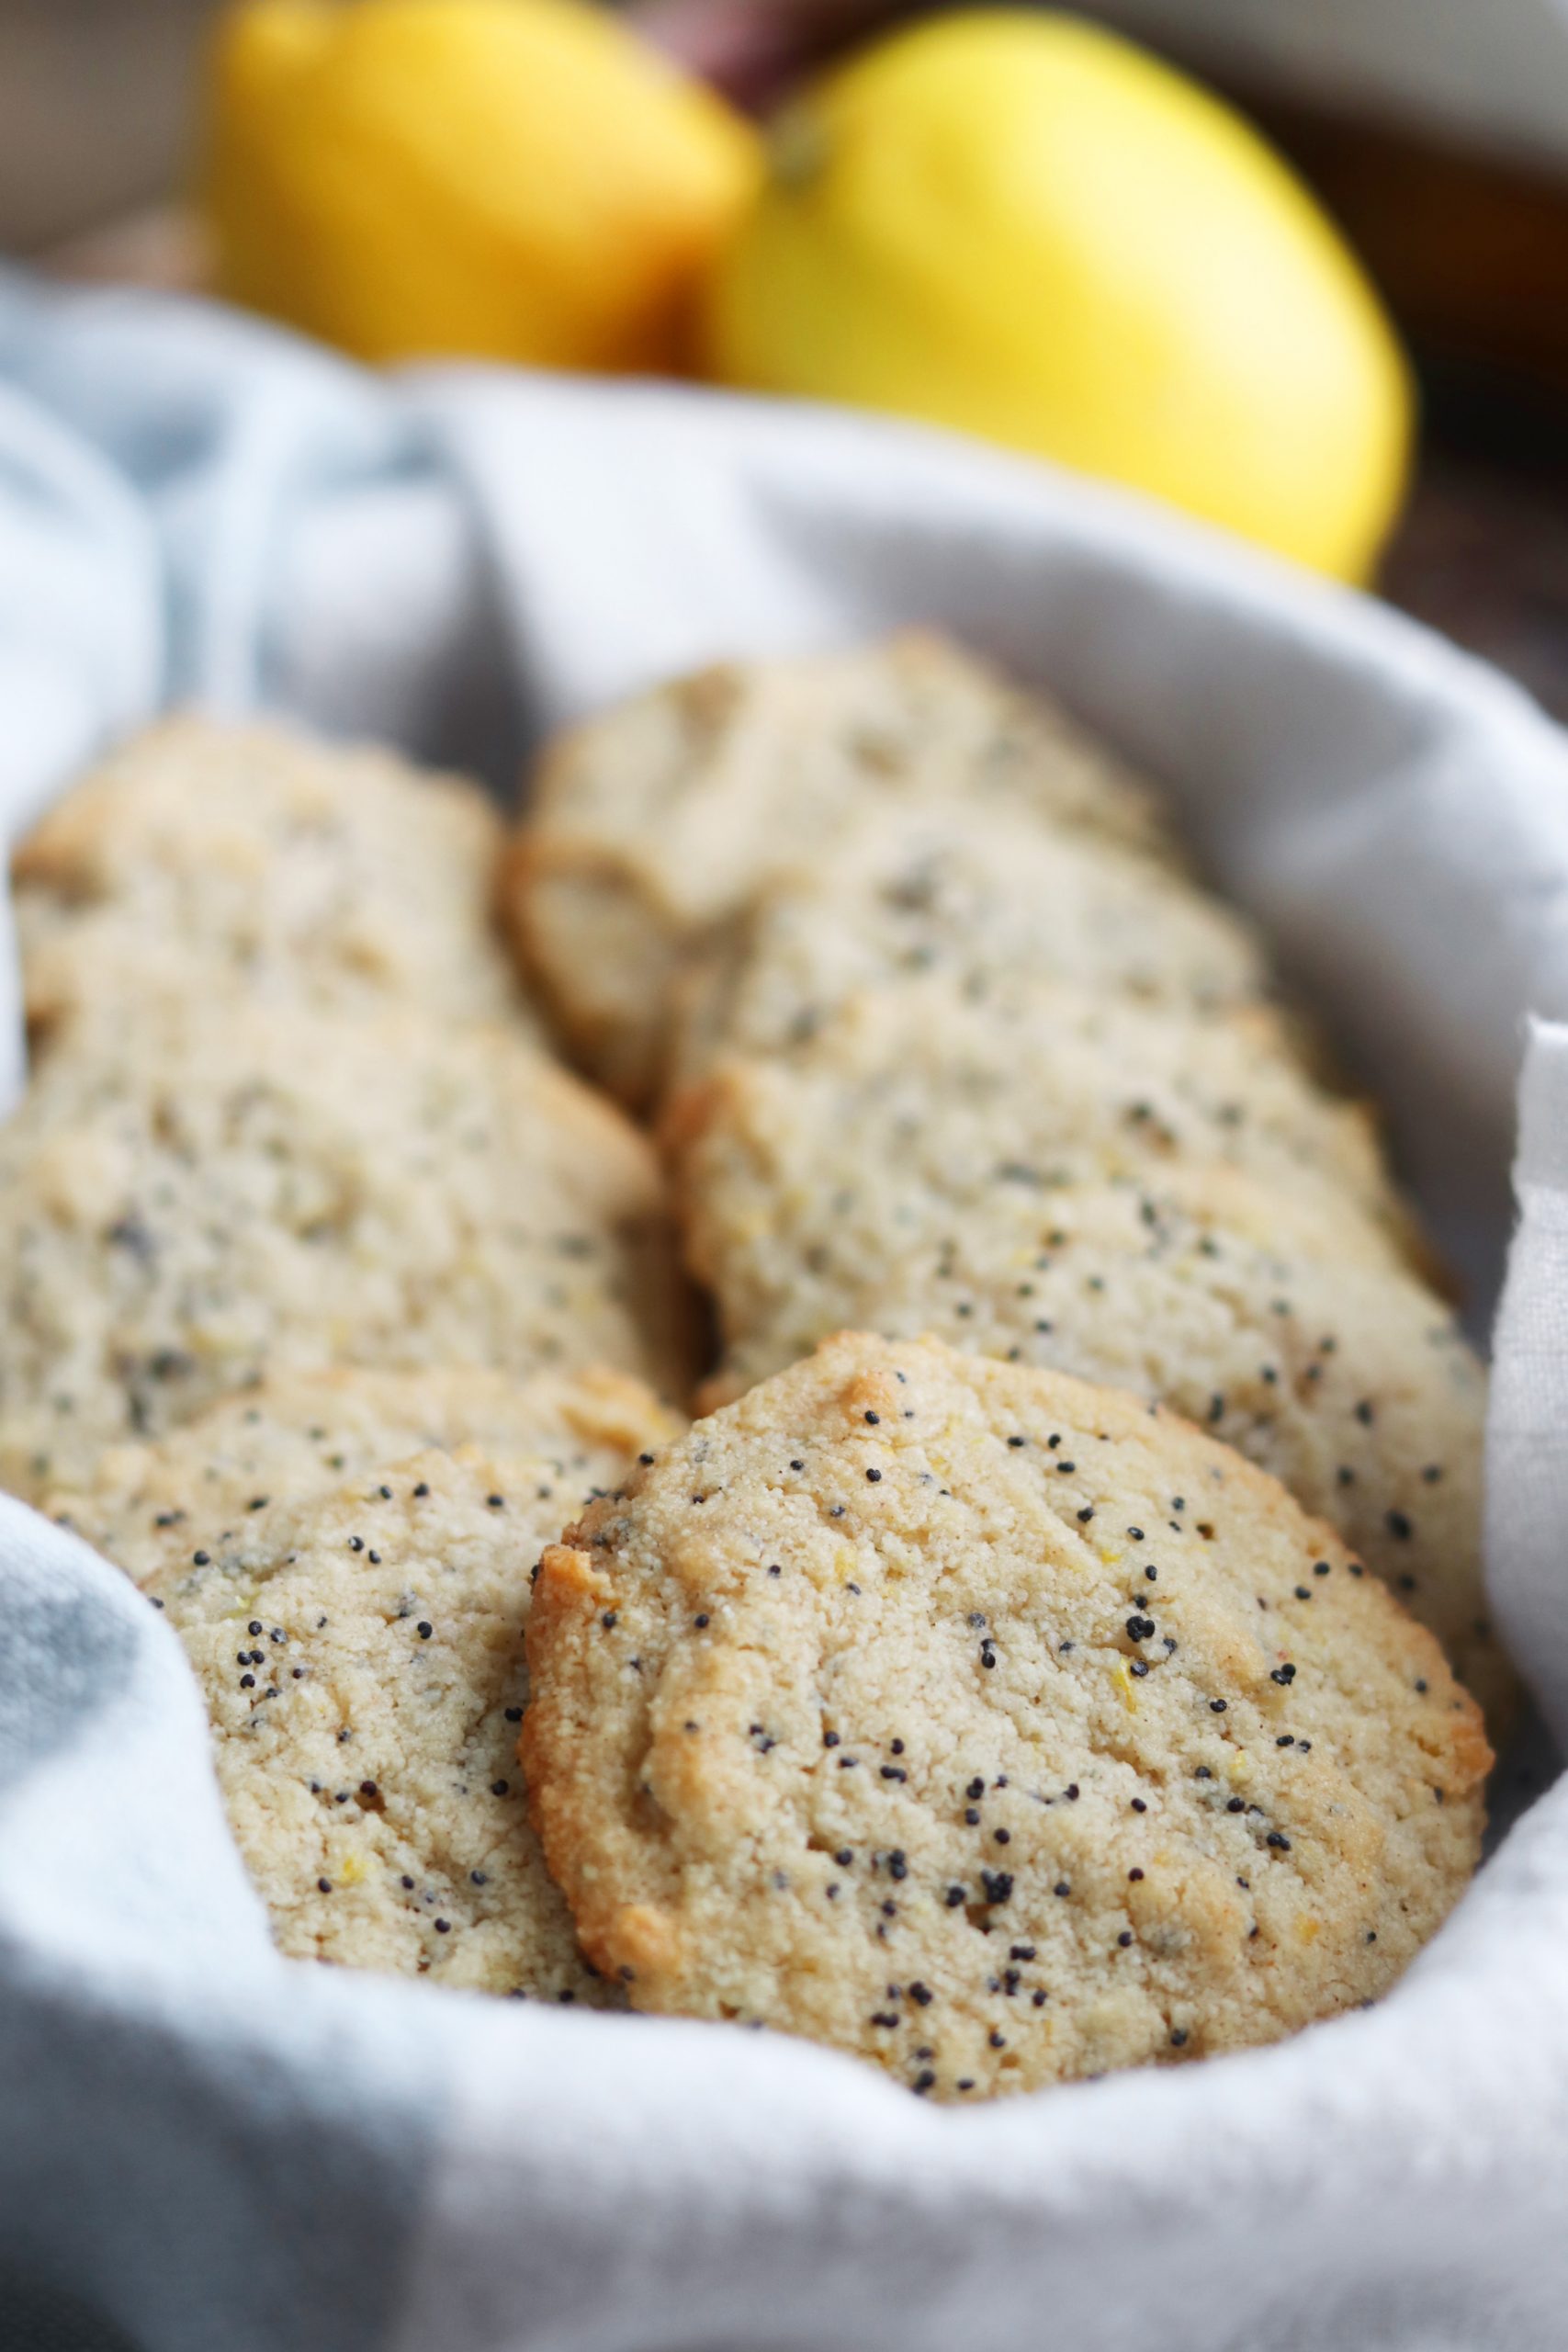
[1,268,1568,2352]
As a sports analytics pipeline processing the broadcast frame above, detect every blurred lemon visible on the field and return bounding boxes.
[205,0,761,370]
[700,11,1412,579]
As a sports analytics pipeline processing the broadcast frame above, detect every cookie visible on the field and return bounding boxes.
[0,997,686,1498]
[672,974,1413,1289]
[44,1363,677,1588]
[14,714,540,1046]
[671,1007,1502,1719]
[142,1377,676,1996]
[525,1333,1489,2100]
[505,630,1176,1104]
[669,806,1285,1091]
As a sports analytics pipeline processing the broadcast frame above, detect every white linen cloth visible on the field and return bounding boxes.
[1,268,1567,2352]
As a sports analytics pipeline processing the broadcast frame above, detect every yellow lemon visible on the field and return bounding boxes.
[204,0,761,371]
[701,11,1411,579]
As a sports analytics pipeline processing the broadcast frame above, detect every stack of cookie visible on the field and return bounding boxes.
[490,633,1499,2094]
[507,632,1506,1728]
[11,716,685,2002]
[7,642,1500,2097]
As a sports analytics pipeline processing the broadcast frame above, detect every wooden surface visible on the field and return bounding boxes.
[1381,363,1568,726]
[1255,90,1568,396]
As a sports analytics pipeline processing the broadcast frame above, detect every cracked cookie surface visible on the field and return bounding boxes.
[524,1333,1488,2100]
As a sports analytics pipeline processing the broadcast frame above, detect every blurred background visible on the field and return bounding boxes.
[6,0,1568,715]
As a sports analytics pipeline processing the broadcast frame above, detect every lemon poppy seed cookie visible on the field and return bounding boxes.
[0,998,686,1498]
[15,714,541,1047]
[671,976,1412,1291]
[45,1363,680,1588]
[506,630,1175,1103]
[673,1027,1503,1720]
[669,807,1285,1091]
[525,1334,1489,2100]
[144,1403,672,1997]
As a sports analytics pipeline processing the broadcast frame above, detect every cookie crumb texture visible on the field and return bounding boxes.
[140,1368,681,1996]
[525,1334,1489,2100]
